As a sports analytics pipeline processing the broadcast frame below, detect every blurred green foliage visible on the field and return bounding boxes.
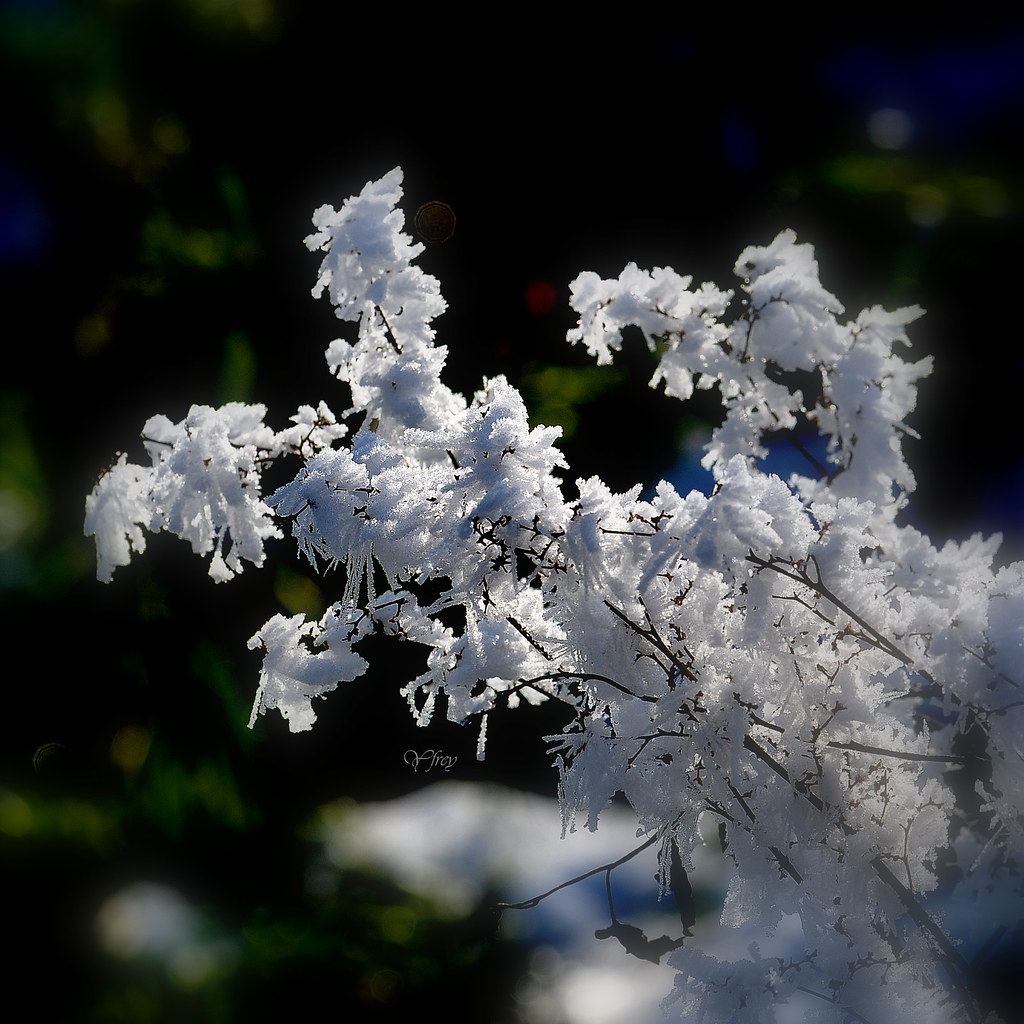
[3,619,524,1022]
[522,362,628,439]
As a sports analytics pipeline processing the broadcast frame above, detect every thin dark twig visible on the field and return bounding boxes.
[745,552,913,668]
[825,739,970,765]
[506,615,553,661]
[375,305,401,353]
[495,832,660,911]
[519,670,660,704]
[790,435,834,482]
[604,600,697,683]
[795,986,875,1024]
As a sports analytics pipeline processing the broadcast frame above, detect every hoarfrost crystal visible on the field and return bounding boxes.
[86,169,1024,1024]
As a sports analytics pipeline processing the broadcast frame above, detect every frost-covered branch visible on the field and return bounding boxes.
[86,168,1024,1023]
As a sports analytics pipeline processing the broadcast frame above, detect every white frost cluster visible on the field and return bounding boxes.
[87,169,1024,1024]
[85,401,346,582]
[568,229,930,518]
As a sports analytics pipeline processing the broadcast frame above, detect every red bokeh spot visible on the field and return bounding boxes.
[525,279,558,316]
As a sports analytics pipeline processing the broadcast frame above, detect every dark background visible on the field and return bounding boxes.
[2,3,1023,1021]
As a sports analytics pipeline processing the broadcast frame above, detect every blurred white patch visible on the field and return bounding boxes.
[95,881,235,986]
[313,781,737,1023]
[867,107,912,150]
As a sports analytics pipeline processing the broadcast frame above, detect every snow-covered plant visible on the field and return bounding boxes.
[86,168,1023,1023]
